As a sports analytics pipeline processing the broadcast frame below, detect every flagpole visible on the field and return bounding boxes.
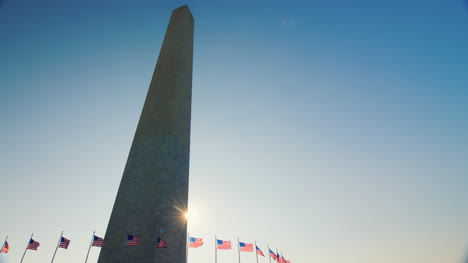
[153,227,161,261]
[20,233,33,263]
[186,232,189,263]
[255,241,259,263]
[0,235,7,254]
[84,231,95,263]
[153,206,163,262]
[121,234,128,263]
[237,237,241,263]
[214,234,217,263]
[267,245,272,263]
[51,231,63,263]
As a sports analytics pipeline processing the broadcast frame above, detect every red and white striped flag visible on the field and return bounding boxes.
[217,239,231,250]
[1,241,9,253]
[92,235,105,247]
[27,239,40,250]
[156,237,168,248]
[256,245,265,257]
[189,237,203,248]
[239,242,253,252]
[126,235,140,246]
[59,237,70,249]
[269,249,277,260]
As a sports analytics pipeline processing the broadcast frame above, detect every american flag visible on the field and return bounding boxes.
[278,254,286,263]
[276,252,281,262]
[156,237,168,248]
[239,242,253,252]
[59,237,70,249]
[1,241,9,253]
[92,235,105,247]
[216,239,231,250]
[126,235,140,246]
[189,237,203,248]
[256,245,265,257]
[269,249,277,260]
[27,238,40,250]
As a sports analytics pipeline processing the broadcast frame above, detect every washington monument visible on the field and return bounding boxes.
[98,5,194,263]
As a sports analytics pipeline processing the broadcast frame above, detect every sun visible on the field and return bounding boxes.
[184,212,190,220]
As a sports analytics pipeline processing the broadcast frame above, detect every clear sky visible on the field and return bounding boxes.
[1,0,467,263]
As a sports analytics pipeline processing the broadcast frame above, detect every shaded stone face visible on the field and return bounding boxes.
[98,5,194,263]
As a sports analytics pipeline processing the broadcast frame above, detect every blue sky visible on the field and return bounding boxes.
[0,0,467,263]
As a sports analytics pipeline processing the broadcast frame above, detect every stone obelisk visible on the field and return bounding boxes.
[98,5,193,263]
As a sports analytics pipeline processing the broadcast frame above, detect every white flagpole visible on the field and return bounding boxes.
[267,245,272,263]
[237,237,241,263]
[186,232,189,263]
[214,234,217,263]
[84,231,95,263]
[255,241,259,263]
[51,231,63,263]
[20,233,34,263]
